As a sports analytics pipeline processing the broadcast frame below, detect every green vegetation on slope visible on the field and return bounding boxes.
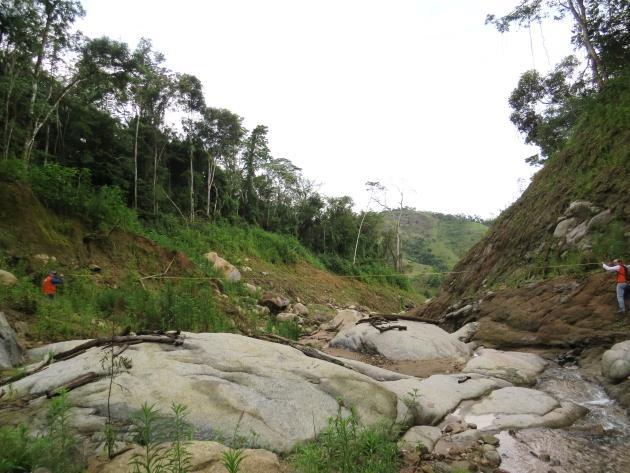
[436,71,630,298]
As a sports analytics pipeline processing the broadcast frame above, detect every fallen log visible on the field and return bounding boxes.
[0,352,53,387]
[357,314,444,325]
[250,332,349,368]
[46,372,100,398]
[53,335,184,362]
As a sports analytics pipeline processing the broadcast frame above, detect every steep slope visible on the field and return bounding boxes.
[412,74,630,349]
[0,181,422,346]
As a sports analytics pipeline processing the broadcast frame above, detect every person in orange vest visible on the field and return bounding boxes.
[602,259,629,314]
[42,270,64,299]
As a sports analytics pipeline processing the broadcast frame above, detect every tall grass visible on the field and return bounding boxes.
[292,404,400,473]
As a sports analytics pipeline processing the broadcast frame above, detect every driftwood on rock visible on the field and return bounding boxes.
[0,352,53,386]
[46,372,100,398]
[358,314,445,325]
[53,334,184,362]
[356,316,408,333]
[250,332,351,369]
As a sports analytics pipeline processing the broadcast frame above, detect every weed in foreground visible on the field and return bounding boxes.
[291,402,400,473]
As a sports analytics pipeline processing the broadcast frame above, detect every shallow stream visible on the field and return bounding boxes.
[497,365,630,473]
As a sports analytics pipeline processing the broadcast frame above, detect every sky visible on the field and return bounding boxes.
[76,0,574,218]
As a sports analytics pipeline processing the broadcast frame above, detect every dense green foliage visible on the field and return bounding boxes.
[0,250,234,340]
[292,405,400,473]
[0,391,83,473]
[487,0,630,165]
[0,0,406,274]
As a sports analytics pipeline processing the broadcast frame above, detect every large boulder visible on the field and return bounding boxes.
[203,252,241,282]
[462,387,587,431]
[0,269,17,286]
[463,348,547,385]
[451,322,479,343]
[5,333,399,453]
[90,441,282,473]
[382,374,510,425]
[292,303,309,316]
[399,426,442,453]
[0,312,24,369]
[320,309,366,332]
[601,340,630,382]
[330,321,472,362]
[258,293,290,314]
[469,387,558,416]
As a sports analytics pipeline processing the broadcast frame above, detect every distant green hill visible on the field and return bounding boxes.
[383,210,489,271]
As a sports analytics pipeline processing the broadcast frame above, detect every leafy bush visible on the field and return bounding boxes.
[0,159,28,183]
[0,424,50,473]
[0,391,83,473]
[292,404,400,473]
[265,318,301,340]
[320,254,410,291]
[84,185,141,232]
[29,164,91,215]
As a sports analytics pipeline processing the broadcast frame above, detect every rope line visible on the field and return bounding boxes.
[61,261,606,282]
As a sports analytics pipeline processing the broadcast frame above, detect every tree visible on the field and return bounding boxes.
[487,0,630,164]
[197,107,243,219]
[508,57,585,164]
[241,124,270,224]
[18,0,85,162]
[176,73,205,221]
[353,181,383,266]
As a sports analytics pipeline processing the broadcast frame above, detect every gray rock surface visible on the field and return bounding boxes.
[27,339,92,361]
[461,387,588,431]
[601,340,630,381]
[553,217,577,238]
[276,312,297,322]
[470,387,559,416]
[0,312,23,369]
[203,251,241,282]
[463,348,547,385]
[0,269,17,286]
[320,309,366,332]
[399,425,442,452]
[451,322,479,342]
[259,293,290,314]
[7,333,399,453]
[330,321,472,362]
[383,374,510,425]
[292,303,309,316]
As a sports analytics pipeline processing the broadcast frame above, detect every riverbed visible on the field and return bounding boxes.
[497,365,630,473]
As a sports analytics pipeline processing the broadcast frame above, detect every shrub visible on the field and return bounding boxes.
[0,159,27,183]
[292,404,400,473]
[265,319,301,340]
[0,391,83,473]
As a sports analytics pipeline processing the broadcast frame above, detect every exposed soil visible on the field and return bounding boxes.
[323,346,463,378]
[412,272,630,350]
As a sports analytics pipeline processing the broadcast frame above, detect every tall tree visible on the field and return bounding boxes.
[176,73,205,221]
[353,181,383,265]
[19,0,84,162]
[241,124,270,224]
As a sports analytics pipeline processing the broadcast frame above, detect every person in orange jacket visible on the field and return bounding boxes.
[602,259,629,314]
[42,270,64,299]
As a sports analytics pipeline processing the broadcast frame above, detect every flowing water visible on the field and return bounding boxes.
[497,365,630,473]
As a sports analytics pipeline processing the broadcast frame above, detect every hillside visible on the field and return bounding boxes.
[382,209,488,270]
[0,180,423,346]
[411,73,630,349]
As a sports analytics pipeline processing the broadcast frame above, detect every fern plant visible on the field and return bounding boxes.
[220,448,245,473]
[129,403,168,473]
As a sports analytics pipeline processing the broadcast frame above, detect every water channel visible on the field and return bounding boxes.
[497,365,630,473]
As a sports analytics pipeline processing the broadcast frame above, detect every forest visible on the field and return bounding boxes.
[0,0,405,275]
